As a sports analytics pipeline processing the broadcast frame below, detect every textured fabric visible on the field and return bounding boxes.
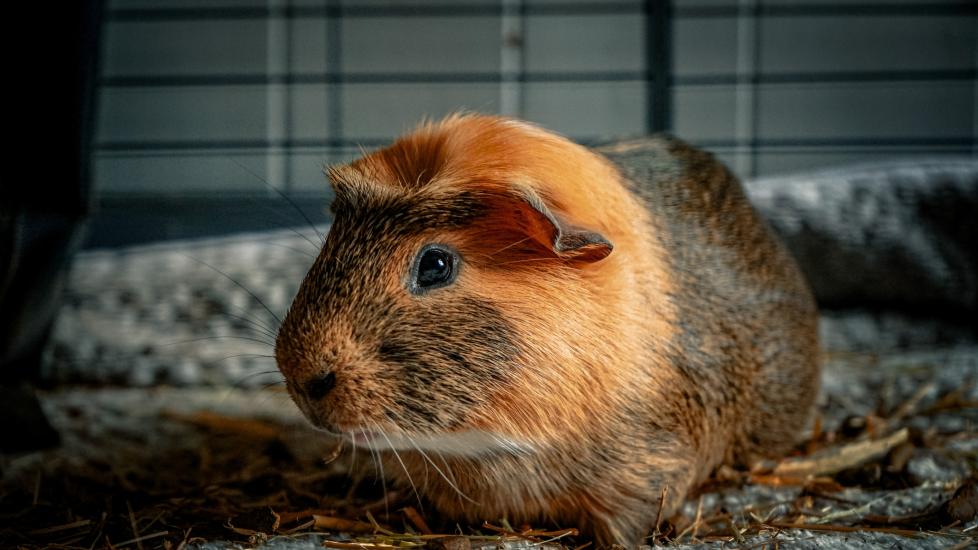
[746,158,978,319]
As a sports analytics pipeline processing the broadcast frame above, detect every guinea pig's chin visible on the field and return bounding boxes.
[294,405,343,436]
[342,429,536,458]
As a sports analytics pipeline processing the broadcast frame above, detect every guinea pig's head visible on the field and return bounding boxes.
[275,114,628,456]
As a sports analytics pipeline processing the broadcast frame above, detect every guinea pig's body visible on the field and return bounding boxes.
[275,115,819,546]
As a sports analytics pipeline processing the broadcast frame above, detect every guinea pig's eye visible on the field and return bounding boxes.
[412,245,458,292]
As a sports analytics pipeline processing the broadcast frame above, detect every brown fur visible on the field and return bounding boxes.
[275,114,819,547]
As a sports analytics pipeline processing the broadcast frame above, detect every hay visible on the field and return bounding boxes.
[2,368,977,549]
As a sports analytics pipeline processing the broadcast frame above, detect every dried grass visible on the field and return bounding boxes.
[2,381,976,549]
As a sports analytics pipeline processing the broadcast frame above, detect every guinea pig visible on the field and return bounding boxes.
[275,113,819,546]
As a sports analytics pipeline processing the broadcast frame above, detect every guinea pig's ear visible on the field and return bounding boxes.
[492,186,614,264]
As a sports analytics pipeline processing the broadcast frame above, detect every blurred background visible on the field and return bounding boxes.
[0,0,973,403]
[0,0,970,391]
[90,0,978,247]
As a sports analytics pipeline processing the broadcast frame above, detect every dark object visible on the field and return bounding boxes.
[838,415,869,438]
[863,477,978,530]
[0,384,61,452]
[946,477,978,524]
[0,0,103,452]
[228,508,281,535]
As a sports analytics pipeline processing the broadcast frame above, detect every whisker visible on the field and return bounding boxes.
[221,305,277,337]
[376,438,389,518]
[181,254,283,327]
[432,447,467,507]
[220,302,283,337]
[406,438,479,505]
[362,427,390,516]
[349,434,359,478]
[375,422,425,513]
[212,362,282,394]
[214,368,285,399]
[217,312,279,340]
[270,222,323,254]
[258,380,286,391]
[162,335,276,348]
[257,239,318,260]
[226,367,282,388]
[228,356,277,362]
[229,157,327,244]
[364,427,381,481]
[485,236,532,258]
[382,407,430,490]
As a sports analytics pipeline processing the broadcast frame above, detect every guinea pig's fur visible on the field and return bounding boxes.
[275,114,819,546]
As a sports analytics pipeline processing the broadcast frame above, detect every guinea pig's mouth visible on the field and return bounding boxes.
[339,427,536,458]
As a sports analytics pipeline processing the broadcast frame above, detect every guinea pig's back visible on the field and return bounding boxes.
[597,136,820,464]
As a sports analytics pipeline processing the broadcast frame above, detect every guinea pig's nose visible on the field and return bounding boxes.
[304,371,337,401]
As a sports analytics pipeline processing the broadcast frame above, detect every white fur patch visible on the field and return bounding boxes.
[349,429,535,457]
